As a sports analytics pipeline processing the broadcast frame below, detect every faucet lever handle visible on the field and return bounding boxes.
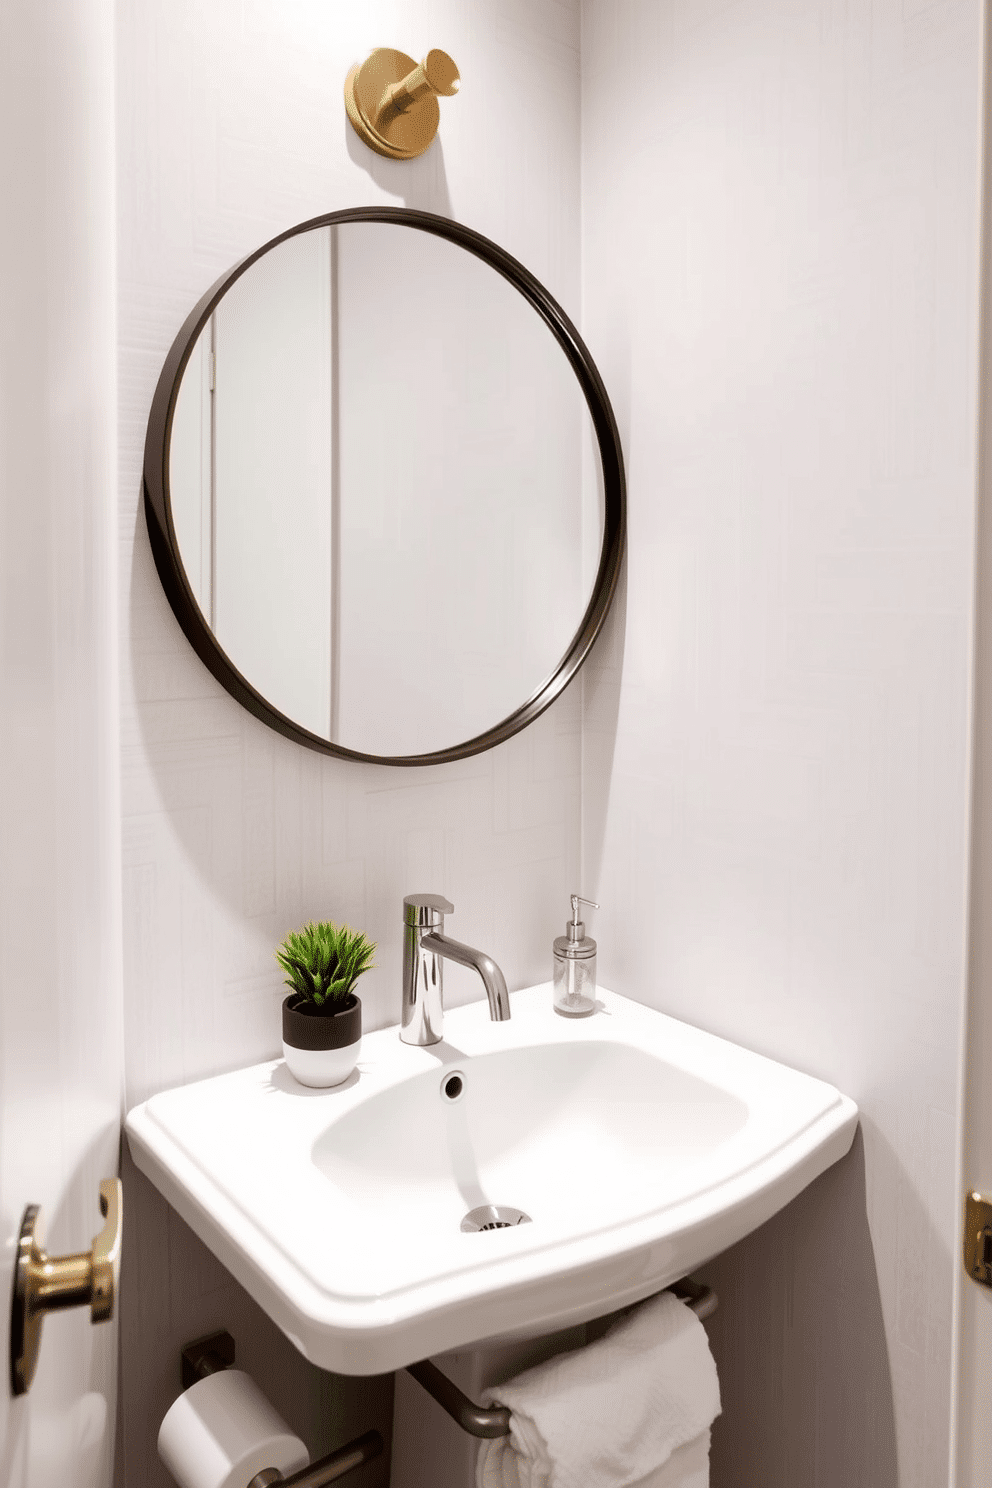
[404,892,455,928]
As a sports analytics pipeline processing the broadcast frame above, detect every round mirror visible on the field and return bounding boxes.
[144,208,625,765]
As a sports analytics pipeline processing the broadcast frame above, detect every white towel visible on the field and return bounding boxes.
[475,1291,720,1488]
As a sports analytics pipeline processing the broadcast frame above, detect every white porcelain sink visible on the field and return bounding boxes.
[125,986,857,1374]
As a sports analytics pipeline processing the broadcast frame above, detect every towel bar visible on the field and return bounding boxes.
[671,1275,718,1322]
[404,1278,718,1439]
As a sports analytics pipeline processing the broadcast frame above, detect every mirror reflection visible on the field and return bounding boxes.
[168,221,604,759]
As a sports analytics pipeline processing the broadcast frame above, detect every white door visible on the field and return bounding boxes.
[958,495,992,1472]
[954,25,992,1481]
[0,3,123,1486]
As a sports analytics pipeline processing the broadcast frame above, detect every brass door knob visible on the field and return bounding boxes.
[10,1177,123,1396]
[345,48,459,160]
[964,1191,992,1286]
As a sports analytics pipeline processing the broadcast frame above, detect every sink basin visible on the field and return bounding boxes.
[312,1040,749,1244]
[125,986,857,1374]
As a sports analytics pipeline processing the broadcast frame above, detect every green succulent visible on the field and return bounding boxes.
[275,920,376,1009]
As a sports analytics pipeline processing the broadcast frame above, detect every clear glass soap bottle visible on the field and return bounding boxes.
[553,894,600,1016]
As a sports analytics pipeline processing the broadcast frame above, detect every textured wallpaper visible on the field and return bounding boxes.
[580,1,982,1484]
[116,4,584,1483]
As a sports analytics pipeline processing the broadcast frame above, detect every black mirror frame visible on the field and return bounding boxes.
[143,207,626,767]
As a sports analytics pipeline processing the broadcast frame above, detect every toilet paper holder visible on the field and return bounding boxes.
[180,1335,382,1487]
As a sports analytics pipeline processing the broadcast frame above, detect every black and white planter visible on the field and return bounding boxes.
[282,994,362,1088]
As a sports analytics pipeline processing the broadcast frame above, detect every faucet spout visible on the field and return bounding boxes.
[419,933,511,1023]
[401,893,511,1046]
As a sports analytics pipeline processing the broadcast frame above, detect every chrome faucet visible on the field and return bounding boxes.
[401,893,511,1046]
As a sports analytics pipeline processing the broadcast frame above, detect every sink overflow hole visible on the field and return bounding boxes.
[461,1205,532,1233]
[440,1071,465,1102]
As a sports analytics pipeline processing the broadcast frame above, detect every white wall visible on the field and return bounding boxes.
[0,2,123,1485]
[116,2,987,1482]
[580,2,983,1484]
[115,3,582,1483]
[956,15,992,1482]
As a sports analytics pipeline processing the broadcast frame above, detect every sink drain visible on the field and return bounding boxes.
[461,1205,532,1233]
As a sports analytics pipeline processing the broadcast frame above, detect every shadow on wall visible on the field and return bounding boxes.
[113,1153,393,1488]
[698,1129,897,1488]
[344,116,452,217]
[582,554,627,891]
[579,298,630,900]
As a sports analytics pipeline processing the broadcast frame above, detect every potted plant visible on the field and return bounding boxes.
[276,920,375,1088]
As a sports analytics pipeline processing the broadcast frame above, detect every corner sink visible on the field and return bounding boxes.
[124,986,857,1374]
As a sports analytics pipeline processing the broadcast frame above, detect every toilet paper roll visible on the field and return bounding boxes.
[158,1369,309,1488]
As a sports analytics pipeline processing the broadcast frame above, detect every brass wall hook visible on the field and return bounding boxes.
[345,48,459,160]
[9,1177,123,1395]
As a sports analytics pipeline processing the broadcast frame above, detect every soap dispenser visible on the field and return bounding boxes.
[553,894,600,1016]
